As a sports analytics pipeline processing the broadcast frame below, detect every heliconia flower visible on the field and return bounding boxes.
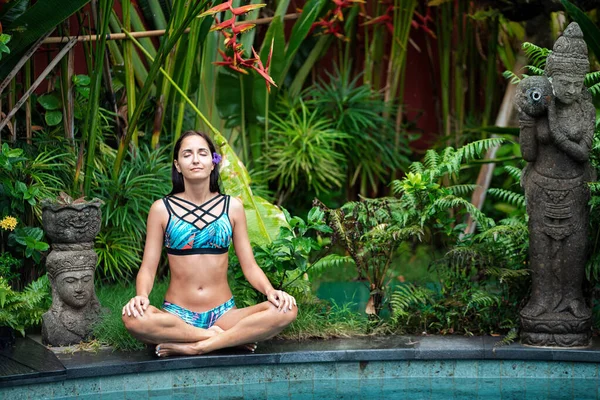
[230,3,266,16]
[362,12,394,35]
[265,38,274,72]
[211,16,236,31]
[198,0,232,18]
[310,0,363,41]
[250,46,277,92]
[412,9,436,39]
[207,1,275,90]
[232,23,256,34]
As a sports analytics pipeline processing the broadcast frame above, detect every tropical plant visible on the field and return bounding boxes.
[390,161,529,336]
[316,196,423,317]
[0,252,22,284]
[263,98,349,204]
[307,65,411,196]
[0,142,73,283]
[228,207,332,307]
[36,74,91,128]
[390,139,505,239]
[0,274,51,336]
[91,145,171,282]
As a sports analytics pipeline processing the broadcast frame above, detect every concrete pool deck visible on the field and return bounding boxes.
[3,335,600,389]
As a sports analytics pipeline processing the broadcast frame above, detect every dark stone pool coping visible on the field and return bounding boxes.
[3,335,600,388]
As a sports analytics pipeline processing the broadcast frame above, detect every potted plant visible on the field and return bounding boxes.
[41,192,103,245]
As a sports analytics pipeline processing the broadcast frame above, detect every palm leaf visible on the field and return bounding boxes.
[0,0,91,79]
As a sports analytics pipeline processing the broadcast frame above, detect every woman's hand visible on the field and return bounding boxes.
[122,295,150,318]
[266,289,297,312]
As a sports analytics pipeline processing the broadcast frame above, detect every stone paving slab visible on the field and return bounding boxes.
[3,335,600,388]
[0,336,65,388]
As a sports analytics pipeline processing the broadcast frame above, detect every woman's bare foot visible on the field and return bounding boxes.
[155,341,256,357]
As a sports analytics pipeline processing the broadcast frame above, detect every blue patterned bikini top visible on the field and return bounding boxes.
[163,194,232,255]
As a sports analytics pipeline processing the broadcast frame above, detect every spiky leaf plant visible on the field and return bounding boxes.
[263,99,349,202]
[91,146,171,283]
[306,66,411,195]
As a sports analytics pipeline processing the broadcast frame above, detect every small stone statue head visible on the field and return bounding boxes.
[545,22,589,104]
[47,252,96,310]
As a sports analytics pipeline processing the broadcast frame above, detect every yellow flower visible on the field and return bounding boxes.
[0,216,18,231]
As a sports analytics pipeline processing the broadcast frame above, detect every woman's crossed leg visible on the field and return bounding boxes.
[154,301,297,357]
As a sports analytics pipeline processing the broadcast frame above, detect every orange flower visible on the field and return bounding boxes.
[205,0,276,90]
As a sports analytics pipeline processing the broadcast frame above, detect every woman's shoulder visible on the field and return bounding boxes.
[227,195,245,219]
[149,198,168,214]
[227,195,243,209]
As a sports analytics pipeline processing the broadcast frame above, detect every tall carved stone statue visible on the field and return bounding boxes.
[41,200,103,346]
[516,22,595,347]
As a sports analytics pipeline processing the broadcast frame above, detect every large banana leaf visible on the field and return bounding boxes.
[0,0,91,79]
[215,131,287,245]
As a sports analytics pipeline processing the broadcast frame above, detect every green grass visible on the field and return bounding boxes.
[93,280,169,351]
[278,298,369,340]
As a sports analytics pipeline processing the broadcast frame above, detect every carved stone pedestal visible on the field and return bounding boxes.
[41,201,103,346]
[521,313,591,347]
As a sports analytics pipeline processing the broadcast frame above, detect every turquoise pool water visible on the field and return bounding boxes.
[2,359,599,399]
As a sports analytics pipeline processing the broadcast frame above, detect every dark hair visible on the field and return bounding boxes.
[170,130,222,195]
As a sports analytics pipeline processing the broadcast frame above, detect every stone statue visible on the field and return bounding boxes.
[516,22,595,347]
[41,201,103,346]
[42,250,102,346]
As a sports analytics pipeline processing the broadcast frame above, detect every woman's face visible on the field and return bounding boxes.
[174,135,214,181]
[56,270,93,308]
[552,73,584,105]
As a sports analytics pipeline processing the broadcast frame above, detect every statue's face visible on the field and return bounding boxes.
[552,73,584,105]
[56,270,93,308]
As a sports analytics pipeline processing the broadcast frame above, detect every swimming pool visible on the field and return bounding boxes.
[2,359,599,399]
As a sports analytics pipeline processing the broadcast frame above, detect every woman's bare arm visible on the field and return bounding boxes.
[123,200,166,317]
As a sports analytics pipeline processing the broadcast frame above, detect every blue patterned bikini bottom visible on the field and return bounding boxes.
[162,297,235,329]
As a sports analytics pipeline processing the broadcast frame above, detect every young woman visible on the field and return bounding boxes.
[122,130,297,357]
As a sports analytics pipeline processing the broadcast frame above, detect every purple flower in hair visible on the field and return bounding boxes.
[212,152,222,165]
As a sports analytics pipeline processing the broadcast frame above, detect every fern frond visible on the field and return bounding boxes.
[466,289,500,312]
[503,70,520,84]
[584,71,600,87]
[423,149,440,170]
[496,217,527,228]
[433,195,494,230]
[390,179,404,195]
[487,188,526,208]
[448,184,478,196]
[310,254,355,272]
[390,284,434,318]
[458,138,505,164]
[522,42,551,68]
[484,266,530,283]
[408,161,424,174]
[588,83,600,98]
[525,65,545,76]
[503,165,522,182]
[493,327,518,349]
[387,224,424,242]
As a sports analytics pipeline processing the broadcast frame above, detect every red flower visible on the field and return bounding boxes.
[204,1,276,89]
